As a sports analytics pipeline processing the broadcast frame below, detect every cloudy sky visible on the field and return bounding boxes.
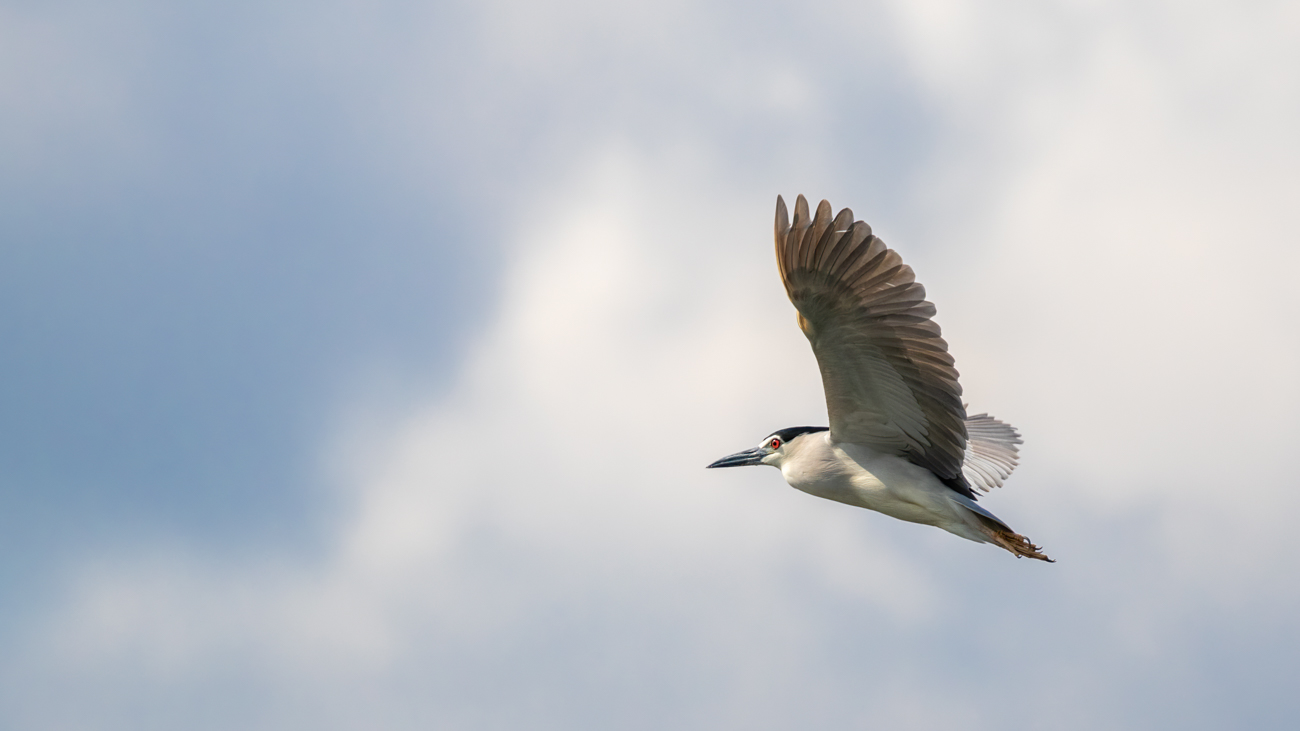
[2,0,1298,728]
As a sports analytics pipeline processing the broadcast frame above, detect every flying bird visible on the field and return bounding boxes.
[708,195,1051,561]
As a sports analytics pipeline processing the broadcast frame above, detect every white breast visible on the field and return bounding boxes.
[780,433,960,528]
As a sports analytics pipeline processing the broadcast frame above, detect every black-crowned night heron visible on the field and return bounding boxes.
[708,195,1051,562]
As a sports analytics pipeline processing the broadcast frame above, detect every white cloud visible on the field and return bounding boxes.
[12,144,940,726]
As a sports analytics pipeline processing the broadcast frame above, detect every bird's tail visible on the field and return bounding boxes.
[970,511,1053,562]
[952,495,1054,562]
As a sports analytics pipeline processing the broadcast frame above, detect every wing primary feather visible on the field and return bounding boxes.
[841,242,893,287]
[793,195,810,233]
[774,196,791,273]
[851,252,910,292]
[961,413,1022,492]
[814,208,856,270]
[806,199,834,270]
[787,195,811,269]
[829,236,877,285]
[823,220,870,274]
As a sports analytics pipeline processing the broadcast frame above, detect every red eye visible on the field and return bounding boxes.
[770,438,781,449]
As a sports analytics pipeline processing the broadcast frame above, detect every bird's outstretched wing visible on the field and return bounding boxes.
[775,194,969,487]
[962,413,1021,492]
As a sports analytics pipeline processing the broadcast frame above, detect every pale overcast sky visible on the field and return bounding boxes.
[2,1,1298,729]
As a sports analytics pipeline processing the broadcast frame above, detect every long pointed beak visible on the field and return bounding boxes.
[706,446,766,469]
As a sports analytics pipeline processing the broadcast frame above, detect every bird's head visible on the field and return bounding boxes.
[706,426,828,469]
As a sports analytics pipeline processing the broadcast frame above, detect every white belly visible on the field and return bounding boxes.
[780,439,962,529]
